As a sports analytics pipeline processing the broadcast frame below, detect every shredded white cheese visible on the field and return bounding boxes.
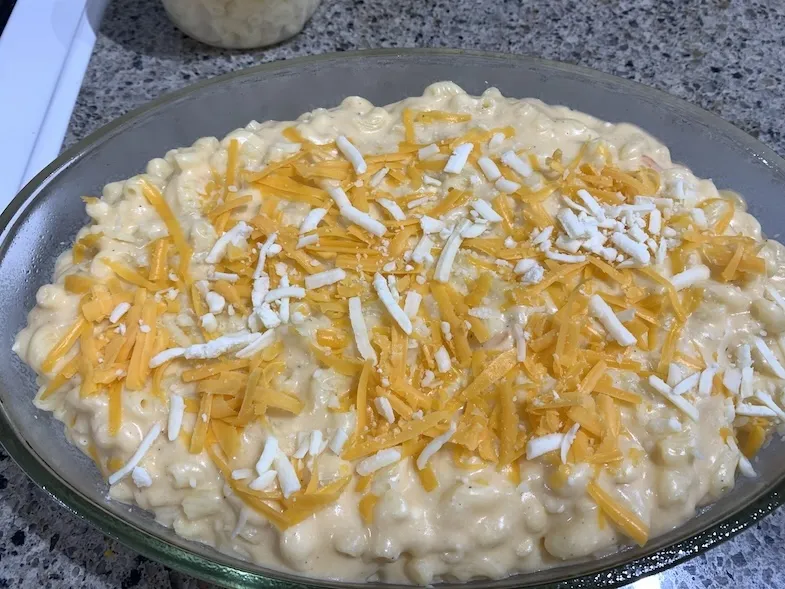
[495,177,521,194]
[265,286,306,302]
[109,302,131,324]
[416,422,457,469]
[403,291,422,319]
[471,199,503,223]
[434,220,469,282]
[329,428,349,455]
[611,232,651,265]
[754,391,785,421]
[443,143,473,174]
[588,295,637,347]
[205,291,226,314]
[753,337,785,379]
[205,221,252,264]
[411,234,434,265]
[671,372,700,396]
[369,167,389,187]
[418,143,440,160]
[150,347,186,368]
[348,296,377,363]
[296,234,319,249]
[419,215,444,234]
[671,265,711,291]
[340,205,387,237]
[231,468,254,480]
[373,273,412,334]
[308,430,324,456]
[648,375,699,421]
[526,433,565,460]
[274,451,301,498]
[305,268,346,290]
[236,329,276,358]
[434,346,452,373]
[374,397,395,424]
[299,208,327,234]
[356,448,402,476]
[107,423,162,485]
[255,435,279,474]
[477,156,502,181]
[336,135,367,174]
[698,364,718,396]
[248,470,277,491]
[500,150,532,178]
[376,198,406,221]
[131,466,153,488]
[167,395,184,442]
[576,189,605,220]
[560,423,580,464]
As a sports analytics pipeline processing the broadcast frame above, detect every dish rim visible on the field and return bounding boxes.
[2,47,785,589]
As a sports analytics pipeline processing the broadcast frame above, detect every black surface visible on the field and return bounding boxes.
[0,0,16,36]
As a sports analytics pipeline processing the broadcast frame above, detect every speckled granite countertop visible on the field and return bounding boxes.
[3,0,785,587]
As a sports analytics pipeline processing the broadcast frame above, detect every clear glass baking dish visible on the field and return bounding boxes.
[1,49,784,589]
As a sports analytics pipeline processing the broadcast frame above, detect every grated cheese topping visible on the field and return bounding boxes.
[22,87,785,577]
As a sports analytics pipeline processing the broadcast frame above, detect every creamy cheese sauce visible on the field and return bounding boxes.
[14,82,785,585]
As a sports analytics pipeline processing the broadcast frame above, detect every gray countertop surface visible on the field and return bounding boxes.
[3,0,785,587]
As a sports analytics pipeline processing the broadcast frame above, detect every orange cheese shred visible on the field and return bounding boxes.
[586,480,649,546]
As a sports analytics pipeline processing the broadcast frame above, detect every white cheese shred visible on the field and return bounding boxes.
[348,296,377,363]
[526,433,565,460]
[500,150,532,178]
[274,451,301,498]
[374,397,395,424]
[329,428,349,455]
[150,347,186,368]
[305,268,346,290]
[418,144,440,160]
[255,435,279,474]
[611,232,651,265]
[167,395,184,442]
[403,291,422,319]
[206,221,252,264]
[416,422,457,469]
[265,286,306,302]
[477,156,502,181]
[373,273,412,334]
[434,220,469,282]
[443,143,473,174]
[671,372,700,396]
[299,208,327,234]
[753,337,785,379]
[376,198,407,221]
[420,216,444,234]
[434,346,452,373]
[560,423,580,464]
[754,391,785,421]
[107,423,162,485]
[588,295,636,346]
[109,302,131,324]
[671,265,711,291]
[648,375,699,421]
[356,448,402,476]
[236,330,276,358]
[336,135,367,174]
[248,470,278,491]
[471,199,503,223]
[726,436,756,478]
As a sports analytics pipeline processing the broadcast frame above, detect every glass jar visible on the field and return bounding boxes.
[161,0,321,49]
